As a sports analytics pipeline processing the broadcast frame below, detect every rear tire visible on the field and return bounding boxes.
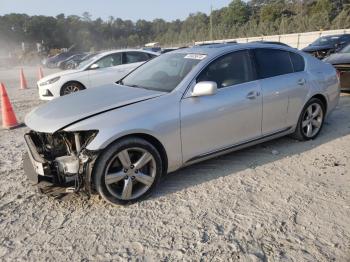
[292,98,325,141]
[60,82,85,96]
[93,137,163,205]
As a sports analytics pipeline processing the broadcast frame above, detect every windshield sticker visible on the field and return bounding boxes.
[184,54,207,60]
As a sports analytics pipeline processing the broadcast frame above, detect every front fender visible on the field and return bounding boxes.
[63,94,182,172]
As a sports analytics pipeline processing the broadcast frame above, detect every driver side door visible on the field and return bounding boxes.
[180,50,263,163]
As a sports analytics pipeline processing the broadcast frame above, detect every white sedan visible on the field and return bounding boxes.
[37,49,159,100]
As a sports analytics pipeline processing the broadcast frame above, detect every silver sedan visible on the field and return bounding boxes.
[24,43,340,205]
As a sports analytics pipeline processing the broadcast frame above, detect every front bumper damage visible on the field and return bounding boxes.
[306,49,332,60]
[23,131,98,197]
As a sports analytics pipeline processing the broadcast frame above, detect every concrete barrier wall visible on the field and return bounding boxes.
[195,29,350,49]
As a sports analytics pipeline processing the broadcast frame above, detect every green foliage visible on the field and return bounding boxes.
[224,0,250,26]
[0,0,348,52]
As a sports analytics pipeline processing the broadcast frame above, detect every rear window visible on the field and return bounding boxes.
[289,52,305,72]
[254,48,293,79]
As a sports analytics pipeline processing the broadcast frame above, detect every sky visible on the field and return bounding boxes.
[0,0,233,21]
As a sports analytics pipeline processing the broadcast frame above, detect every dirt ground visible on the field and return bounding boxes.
[0,66,349,261]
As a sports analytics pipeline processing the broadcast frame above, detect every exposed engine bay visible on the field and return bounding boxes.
[24,130,98,196]
[310,49,331,59]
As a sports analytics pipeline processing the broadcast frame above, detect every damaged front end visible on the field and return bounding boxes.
[23,130,99,197]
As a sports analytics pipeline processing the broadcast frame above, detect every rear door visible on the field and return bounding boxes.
[253,48,307,135]
[181,50,262,162]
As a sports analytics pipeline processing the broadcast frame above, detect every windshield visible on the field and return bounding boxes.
[340,44,350,53]
[76,55,97,69]
[121,53,204,92]
[311,36,339,46]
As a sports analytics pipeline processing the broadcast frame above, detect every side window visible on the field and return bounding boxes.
[289,52,305,72]
[95,53,122,68]
[197,50,255,89]
[254,48,293,79]
[124,52,150,64]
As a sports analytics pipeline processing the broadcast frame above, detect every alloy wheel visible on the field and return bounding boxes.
[62,84,81,95]
[301,103,324,138]
[104,147,156,201]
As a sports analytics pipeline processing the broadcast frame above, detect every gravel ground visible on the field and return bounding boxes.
[0,66,350,261]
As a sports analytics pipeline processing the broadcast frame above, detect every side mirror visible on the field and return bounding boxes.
[89,63,99,70]
[192,81,217,97]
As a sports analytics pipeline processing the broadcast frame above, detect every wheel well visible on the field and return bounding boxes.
[60,81,86,95]
[311,94,328,112]
[111,133,169,174]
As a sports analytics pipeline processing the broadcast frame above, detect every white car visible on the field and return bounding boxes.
[37,49,159,100]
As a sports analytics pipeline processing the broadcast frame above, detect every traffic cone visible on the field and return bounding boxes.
[1,83,23,129]
[38,66,44,80]
[20,68,28,89]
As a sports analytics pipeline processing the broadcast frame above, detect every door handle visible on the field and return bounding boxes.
[246,91,260,100]
[297,78,306,85]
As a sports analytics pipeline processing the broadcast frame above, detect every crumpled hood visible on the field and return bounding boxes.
[38,69,81,83]
[323,53,350,65]
[25,84,165,133]
[302,44,333,52]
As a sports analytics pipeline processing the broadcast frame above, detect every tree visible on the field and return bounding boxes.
[0,0,348,51]
[224,0,250,26]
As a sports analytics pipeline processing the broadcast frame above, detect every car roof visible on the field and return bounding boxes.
[93,49,159,60]
[173,42,297,58]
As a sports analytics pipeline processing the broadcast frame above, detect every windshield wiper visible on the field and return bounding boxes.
[116,80,150,90]
[116,80,141,88]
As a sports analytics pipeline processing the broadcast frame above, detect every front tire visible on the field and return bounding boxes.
[93,137,163,205]
[60,82,85,96]
[293,98,325,141]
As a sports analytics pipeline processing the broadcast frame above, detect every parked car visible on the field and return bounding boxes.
[196,41,237,47]
[161,48,179,54]
[252,41,291,47]
[323,43,350,91]
[43,51,80,68]
[57,53,89,70]
[62,53,98,70]
[37,49,158,100]
[24,43,339,205]
[143,47,161,53]
[302,34,350,59]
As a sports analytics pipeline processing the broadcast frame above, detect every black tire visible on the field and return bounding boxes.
[60,82,85,96]
[93,137,163,205]
[292,98,325,141]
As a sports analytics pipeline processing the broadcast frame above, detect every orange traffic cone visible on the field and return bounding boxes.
[38,66,44,80]
[20,68,28,89]
[1,83,23,129]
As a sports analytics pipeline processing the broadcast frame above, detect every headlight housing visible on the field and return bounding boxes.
[39,76,60,86]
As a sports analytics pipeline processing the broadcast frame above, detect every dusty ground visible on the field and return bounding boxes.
[0,66,350,261]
